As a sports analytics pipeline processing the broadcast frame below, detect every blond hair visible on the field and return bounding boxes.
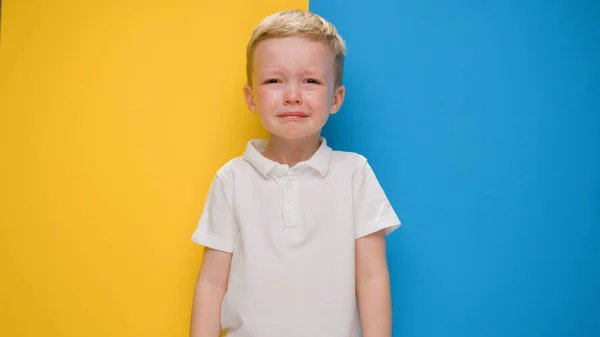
[246,9,347,88]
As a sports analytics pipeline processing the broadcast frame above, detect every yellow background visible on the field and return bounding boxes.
[0,0,306,336]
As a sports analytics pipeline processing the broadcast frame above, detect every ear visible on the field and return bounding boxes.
[243,85,257,113]
[329,85,346,115]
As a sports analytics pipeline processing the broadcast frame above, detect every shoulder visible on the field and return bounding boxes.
[212,156,247,184]
[331,149,367,165]
[329,149,387,188]
[330,150,369,175]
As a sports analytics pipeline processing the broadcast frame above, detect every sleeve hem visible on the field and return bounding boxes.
[191,231,235,253]
[355,214,401,239]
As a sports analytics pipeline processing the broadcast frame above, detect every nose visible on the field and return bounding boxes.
[283,83,302,105]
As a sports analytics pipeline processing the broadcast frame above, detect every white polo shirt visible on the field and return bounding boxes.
[191,137,401,337]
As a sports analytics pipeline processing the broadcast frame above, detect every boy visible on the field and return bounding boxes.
[190,9,401,337]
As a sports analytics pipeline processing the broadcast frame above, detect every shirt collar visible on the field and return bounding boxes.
[243,137,332,178]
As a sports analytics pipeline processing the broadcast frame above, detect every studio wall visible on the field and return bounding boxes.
[310,0,600,336]
[0,1,307,336]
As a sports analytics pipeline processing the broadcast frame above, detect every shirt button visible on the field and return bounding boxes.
[286,205,294,212]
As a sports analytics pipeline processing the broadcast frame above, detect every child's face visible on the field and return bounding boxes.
[244,36,345,141]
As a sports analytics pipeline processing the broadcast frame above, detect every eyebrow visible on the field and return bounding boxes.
[257,69,328,79]
[258,69,284,76]
[301,70,326,76]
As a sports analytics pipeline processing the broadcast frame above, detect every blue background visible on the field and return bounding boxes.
[311,0,600,336]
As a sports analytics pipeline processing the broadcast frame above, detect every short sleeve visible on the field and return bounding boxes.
[353,160,401,239]
[191,174,238,253]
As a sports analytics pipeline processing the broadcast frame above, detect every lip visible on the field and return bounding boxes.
[277,111,310,118]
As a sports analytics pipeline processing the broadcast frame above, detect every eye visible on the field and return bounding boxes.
[263,78,280,84]
[306,78,321,84]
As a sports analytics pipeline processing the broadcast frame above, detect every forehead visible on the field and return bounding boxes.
[253,36,335,73]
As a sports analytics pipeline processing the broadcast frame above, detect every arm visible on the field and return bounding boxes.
[356,229,392,337]
[190,247,232,337]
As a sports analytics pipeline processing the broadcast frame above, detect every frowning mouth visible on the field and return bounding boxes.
[277,111,310,119]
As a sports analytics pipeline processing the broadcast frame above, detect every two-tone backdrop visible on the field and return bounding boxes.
[1,0,598,336]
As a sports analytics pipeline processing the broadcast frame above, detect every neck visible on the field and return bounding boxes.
[263,133,322,168]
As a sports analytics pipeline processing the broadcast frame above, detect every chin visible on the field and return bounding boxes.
[262,121,325,141]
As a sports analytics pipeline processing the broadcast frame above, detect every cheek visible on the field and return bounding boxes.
[256,88,280,108]
[305,89,331,109]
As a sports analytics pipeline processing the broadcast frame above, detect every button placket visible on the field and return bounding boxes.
[282,174,300,229]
